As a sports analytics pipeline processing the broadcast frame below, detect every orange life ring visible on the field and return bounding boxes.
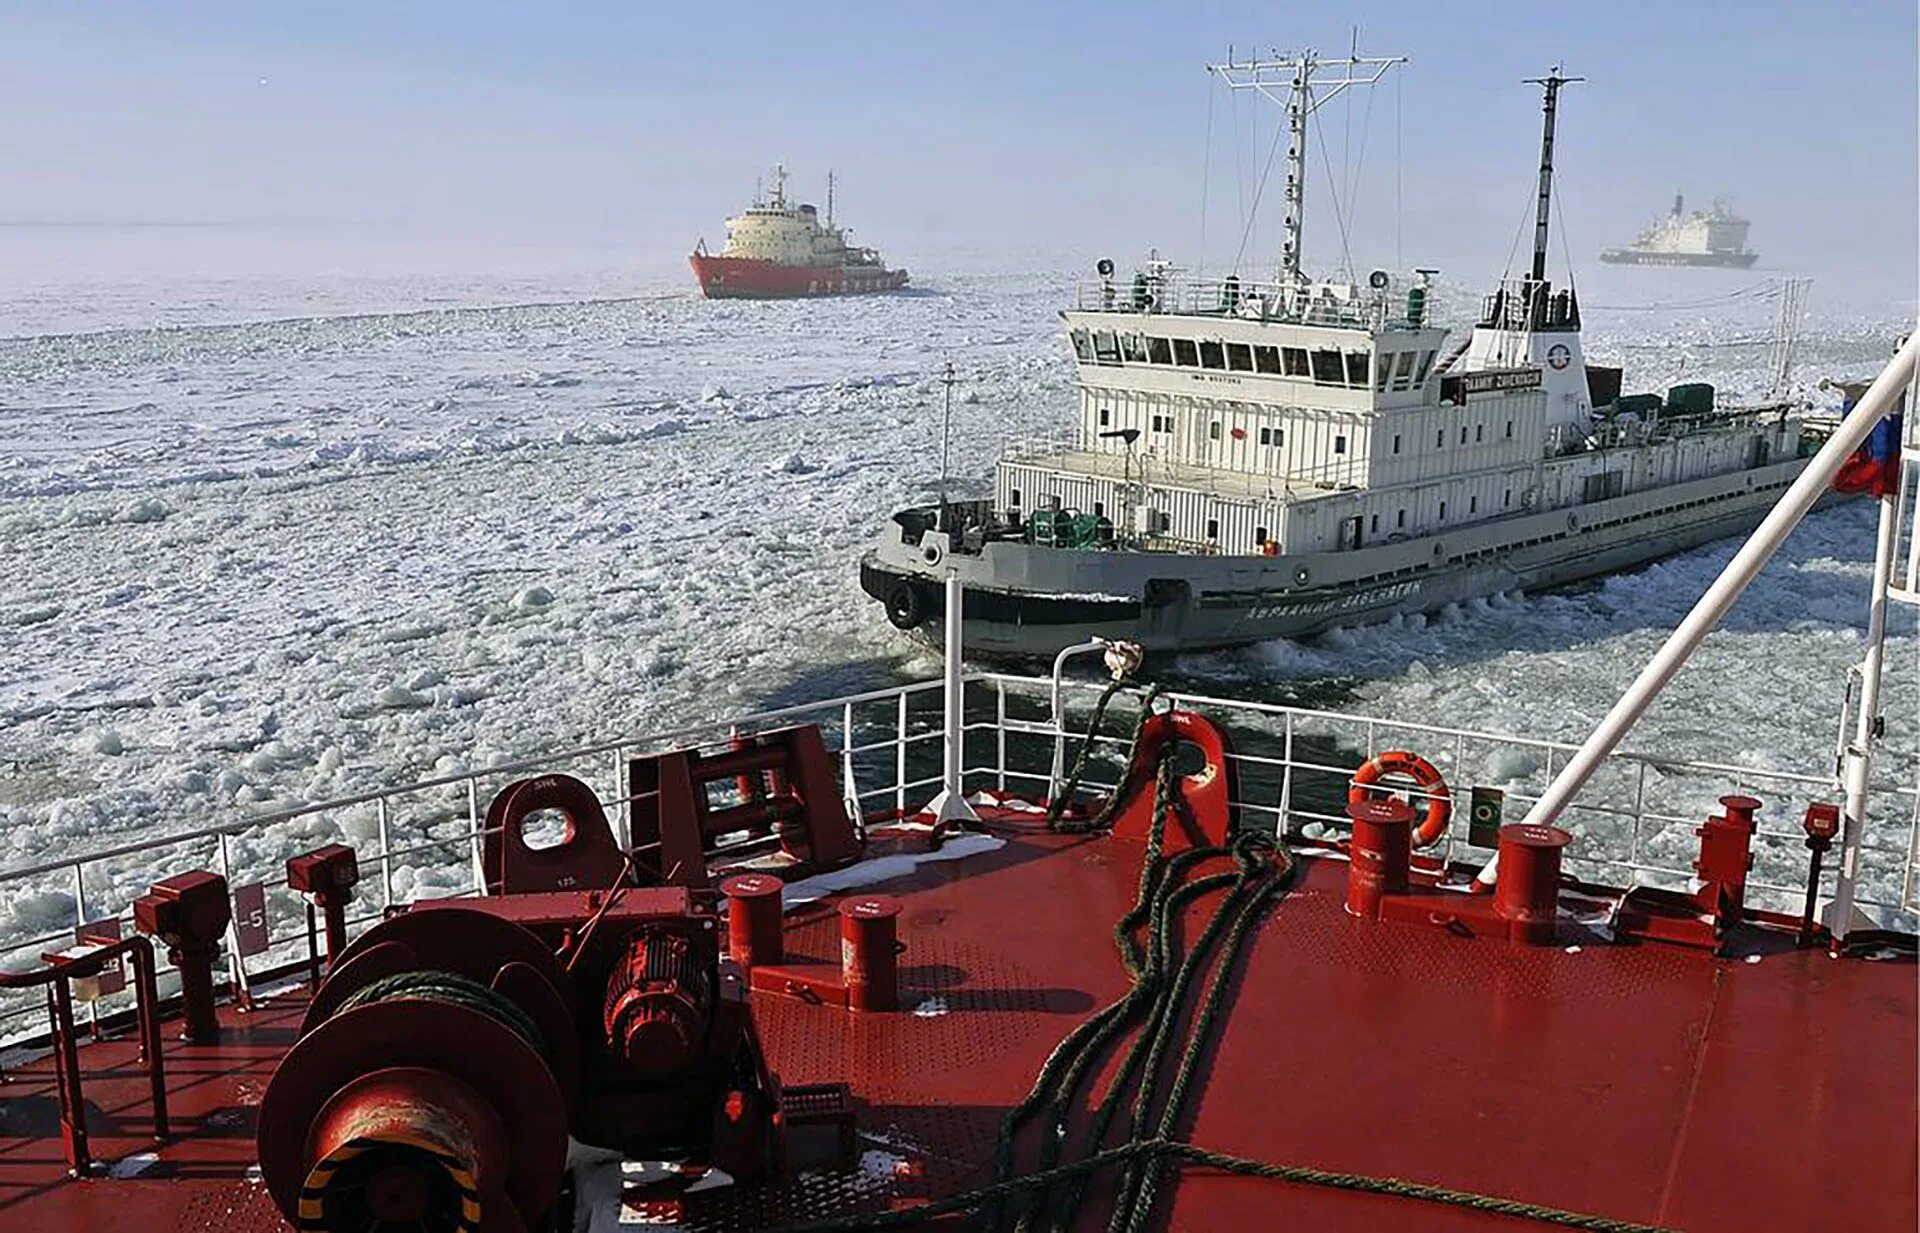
[1348,751,1452,848]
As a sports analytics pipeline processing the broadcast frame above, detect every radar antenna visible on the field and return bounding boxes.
[1208,44,1406,287]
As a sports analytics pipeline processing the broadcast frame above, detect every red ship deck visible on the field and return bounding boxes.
[2,810,1912,1232]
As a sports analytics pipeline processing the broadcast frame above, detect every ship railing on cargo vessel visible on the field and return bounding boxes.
[999,436,1367,498]
[1477,276,1581,333]
[1,671,1915,1045]
[1073,273,1430,332]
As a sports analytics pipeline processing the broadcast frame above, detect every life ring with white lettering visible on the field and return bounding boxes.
[1348,750,1452,848]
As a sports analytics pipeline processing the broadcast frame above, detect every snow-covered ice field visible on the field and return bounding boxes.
[1,248,1914,943]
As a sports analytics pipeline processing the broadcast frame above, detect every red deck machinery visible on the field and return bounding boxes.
[258,737,864,1233]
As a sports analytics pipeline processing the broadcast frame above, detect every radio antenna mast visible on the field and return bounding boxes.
[1522,66,1584,284]
[1208,45,1406,287]
[937,362,956,529]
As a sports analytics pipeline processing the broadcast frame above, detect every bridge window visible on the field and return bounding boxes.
[1254,346,1283,374]
[1311,349,1345,385]
[1071,329,1094,361]
[1121,332,1149,363]
[1346,353,1370,387]
[1392,351,1415,391]
[1173,339,1199,367]
[1282,347,1310,377]
[1227,343,1254,372]
[1376,354,1395,391]
[1414,349,1437,385]
[1148,336,1174,364]
[1092,330,1121,364]
[1199,340,1226,369]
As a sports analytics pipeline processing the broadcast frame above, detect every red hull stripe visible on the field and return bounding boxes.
[688,254,910,299]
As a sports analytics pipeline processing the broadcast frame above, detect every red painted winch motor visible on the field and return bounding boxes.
[257,767,856,1233]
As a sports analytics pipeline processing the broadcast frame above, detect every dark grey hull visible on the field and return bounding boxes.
[1597,249,1760,269]
[861,459,1813,660]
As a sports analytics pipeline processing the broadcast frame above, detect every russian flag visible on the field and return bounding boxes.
[1833,381,1904,498]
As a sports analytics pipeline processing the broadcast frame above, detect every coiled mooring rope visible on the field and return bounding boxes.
[332,969,550,1062]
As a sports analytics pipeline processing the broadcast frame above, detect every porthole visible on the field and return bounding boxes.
[1294,566,1311,585]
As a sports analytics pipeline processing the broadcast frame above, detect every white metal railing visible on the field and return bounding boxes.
[999,438,1360,502]
[0,679,952,1043]
[1074,275,1429,332]
[3,667,1915,1045]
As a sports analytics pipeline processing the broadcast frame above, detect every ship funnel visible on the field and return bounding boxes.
[1672,192,1684,217]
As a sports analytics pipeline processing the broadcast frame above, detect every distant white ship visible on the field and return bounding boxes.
[1600,194,1760,268]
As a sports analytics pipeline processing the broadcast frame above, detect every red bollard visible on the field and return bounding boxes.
[1346,797,1415,919]
[1493,824,1572,945]
[839,896,903,1012]
[1694,795,1760,924]
[132,871,232,1042]
[722,874,785,967]
[1718,794,1760,833]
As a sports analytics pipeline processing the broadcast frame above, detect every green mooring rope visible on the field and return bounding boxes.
[770,688,1679,1233]
[1046,680,1163,835]
[333,968,550,1062]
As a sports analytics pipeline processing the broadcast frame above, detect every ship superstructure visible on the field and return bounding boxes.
[861,58,1809,657]
[690,165,910,298]
[1601,193,1760,267]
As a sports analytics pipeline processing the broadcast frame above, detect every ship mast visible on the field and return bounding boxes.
[1209,44,1405,286]
[1522,66,1582,284]
[826,170,835,228]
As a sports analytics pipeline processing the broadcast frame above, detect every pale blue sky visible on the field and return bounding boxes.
[2,2,1914,295]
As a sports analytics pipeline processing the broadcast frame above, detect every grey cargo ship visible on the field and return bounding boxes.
[860,57,1809,659]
